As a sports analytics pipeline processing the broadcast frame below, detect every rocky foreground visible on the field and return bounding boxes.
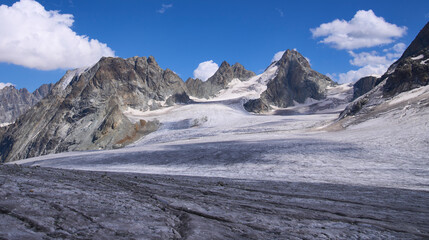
[0,165,428,239]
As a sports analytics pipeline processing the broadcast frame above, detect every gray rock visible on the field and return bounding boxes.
[339,22,429,120]
[245,49,335,113]
[352,76,378,100]
[186,61,255,98]
[0,84,53,124]
[0,56,188,162]
[400,21,429,60]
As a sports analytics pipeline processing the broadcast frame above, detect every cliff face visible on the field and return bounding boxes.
[244,50,335,113]
[186,62,255,99]
[0,56,189,162]
[0,84,53,124]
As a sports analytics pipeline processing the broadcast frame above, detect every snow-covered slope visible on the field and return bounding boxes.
[198,64,278,102]
[12,82,429,192]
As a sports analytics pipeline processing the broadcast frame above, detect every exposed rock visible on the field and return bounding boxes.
[186,62,255,98]
[32,83,54,99]
[401,21,429,60]
[0,56,188,162]
[0,84,53,124]
[243,98,271,113]
[338,22,429,123]
[352,76,378,100]
[245,50,335,113]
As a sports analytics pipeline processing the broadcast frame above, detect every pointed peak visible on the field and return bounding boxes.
[219,61,230,68]
[278,49,310,68]
[1,85,16,91]
[147,55,157,65]
[232,62,244,69]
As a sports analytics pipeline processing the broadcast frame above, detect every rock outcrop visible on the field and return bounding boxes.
[244,50,335,113]
[339,22,429,121]
[352,76,378,100]
[186,62,255,98]
[0,56,189,162]
[0,84,53,124]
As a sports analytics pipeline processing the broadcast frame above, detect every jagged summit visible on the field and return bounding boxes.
[244,49,335,113]
[277,49,311,68]
[186,60,255,99]
[0,84,53,124]
[0,55,189,162]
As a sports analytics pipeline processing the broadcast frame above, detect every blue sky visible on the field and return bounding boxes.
[0,0,428,91]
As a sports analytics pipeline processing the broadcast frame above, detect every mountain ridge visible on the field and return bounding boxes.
[0,83,53,124]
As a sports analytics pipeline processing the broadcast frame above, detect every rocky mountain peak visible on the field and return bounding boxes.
[147,55,158,65]
[245,49,334,113]
[0,83,53,124]
[0,55,189,162]
[277,49,311,69]
[219,61,231,69]
[186,61,255,99]
[400,21,429,60]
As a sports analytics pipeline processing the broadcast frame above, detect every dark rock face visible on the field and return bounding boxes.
[0,56,187,162]
[401,22,429,60]
[243,98,271,113]
[186,62,255,98]
[0,84,53,124]
[353,76,378,100]
[339,22,429,120]
[245,50,335,113]
[382,48,429,97]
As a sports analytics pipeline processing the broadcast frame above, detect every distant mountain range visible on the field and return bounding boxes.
[0,83,53,125]
[1,21,428,163]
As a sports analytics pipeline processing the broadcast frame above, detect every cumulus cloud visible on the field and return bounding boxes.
[0,82,14,89]
[0,0,115,71]
[336,65,387,84]
[193,60,219,81]
[271,50,285,62]
[311,10,407,50]
[333,43,406,83]
[157,4,173,14]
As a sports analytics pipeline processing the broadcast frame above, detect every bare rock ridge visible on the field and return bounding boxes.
[185,61,255,98]
[340,21,429,120]
[244,50,335,113]
[0,84,53,124]
[0,56,189,162]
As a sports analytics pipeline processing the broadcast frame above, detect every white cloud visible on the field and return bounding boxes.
[0,0,114,71]
[271,50,285,62]
[193,60,219,81]
[157,4,173,14]
[383,42,406,59]
[332,43,406,83]
[337,65,387,84]
[0,82,14,89]
[311,10,407,50]
[348,51,391,67]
